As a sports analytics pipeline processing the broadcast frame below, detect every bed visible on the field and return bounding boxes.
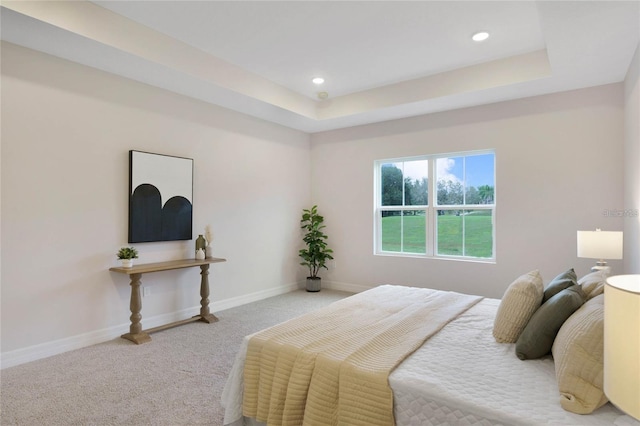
[221,279,640,426]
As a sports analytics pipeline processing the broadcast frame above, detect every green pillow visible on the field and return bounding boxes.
[515,285,586,360]
[542,268,577,303]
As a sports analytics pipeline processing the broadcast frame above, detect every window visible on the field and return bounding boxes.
[375,151,495,261]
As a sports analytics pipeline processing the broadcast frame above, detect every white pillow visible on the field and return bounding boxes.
[552,295,608,414]
[493,270,543,343]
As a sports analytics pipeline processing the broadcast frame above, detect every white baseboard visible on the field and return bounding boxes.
[0,324,129,370]
[0,282,300,370]
[211,282,301,312]
[321,280,371,294]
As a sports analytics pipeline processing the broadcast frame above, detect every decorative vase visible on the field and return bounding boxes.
[195,234,206,256]
[122,259,133,268]
[306,277,321,292]
[196,248,205,260]
[205,245,213,259]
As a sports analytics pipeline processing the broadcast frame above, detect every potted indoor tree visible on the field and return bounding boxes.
[299,205,334,292]
[117,246,139,268]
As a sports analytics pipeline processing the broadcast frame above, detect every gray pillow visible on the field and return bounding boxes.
[515,285,586,360]
[542,268,577,303]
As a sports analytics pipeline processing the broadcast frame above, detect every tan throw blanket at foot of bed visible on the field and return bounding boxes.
[243,285,482,426]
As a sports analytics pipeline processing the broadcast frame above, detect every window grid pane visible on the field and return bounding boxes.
[437,210,463,256]
[404,160,429,206]
[381,210,402,252]
[402,210,426,254]
[380,209,427,254]
[436,208,493,258]
[436,157,463,206]
[464,210,493,258]
[381,163,403,206]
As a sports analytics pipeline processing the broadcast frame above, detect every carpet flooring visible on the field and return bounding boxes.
[1,289,352,425]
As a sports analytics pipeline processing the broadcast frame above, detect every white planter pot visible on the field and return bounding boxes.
[306,277,321,292]
[121,259,134,268]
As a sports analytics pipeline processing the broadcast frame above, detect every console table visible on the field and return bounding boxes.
[110,257,226,344]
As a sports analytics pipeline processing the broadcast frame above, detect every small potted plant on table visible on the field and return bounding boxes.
[299,205,333,292]
[117,246,139,268]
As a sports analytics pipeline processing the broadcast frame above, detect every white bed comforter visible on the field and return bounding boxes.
[222,292,639,426]
[389,298,638,426]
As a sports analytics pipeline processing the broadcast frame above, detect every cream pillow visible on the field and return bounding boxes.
[578,270,608,300]
[552,295,608,414]
[493,270,544,343]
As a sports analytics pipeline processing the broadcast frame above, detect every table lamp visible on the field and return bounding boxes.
[577,229,623,273]
[604,275,640,420]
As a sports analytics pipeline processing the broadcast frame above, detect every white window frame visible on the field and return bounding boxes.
[374,150,496,262]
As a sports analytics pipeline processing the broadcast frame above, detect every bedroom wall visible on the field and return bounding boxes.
[624,43,640,274]
[0,42,311,366]
[310,84,625,299]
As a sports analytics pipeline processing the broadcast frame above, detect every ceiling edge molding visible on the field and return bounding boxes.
[1,0,318,119]
[317,49,551,120]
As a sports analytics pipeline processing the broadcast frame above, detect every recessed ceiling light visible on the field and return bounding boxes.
[472,31,490,42]
[312,77,325,85]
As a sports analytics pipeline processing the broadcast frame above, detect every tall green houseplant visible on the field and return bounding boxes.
[299,205,334,292]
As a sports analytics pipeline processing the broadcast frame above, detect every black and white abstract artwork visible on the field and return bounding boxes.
[128,150,193,243]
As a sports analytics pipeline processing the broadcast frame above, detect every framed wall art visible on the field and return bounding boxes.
[128,150,193,243]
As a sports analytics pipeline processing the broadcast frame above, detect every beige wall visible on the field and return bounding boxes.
[0,43,311,365]
[311,84,625,298]
[624,43,640,273]
[1,40,635,367]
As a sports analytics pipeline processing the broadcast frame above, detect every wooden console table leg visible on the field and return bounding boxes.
[198,264,218,323]
[121,273,152,344]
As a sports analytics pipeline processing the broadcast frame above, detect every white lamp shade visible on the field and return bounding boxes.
[577,230,623,260]
[604,275,640,420]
